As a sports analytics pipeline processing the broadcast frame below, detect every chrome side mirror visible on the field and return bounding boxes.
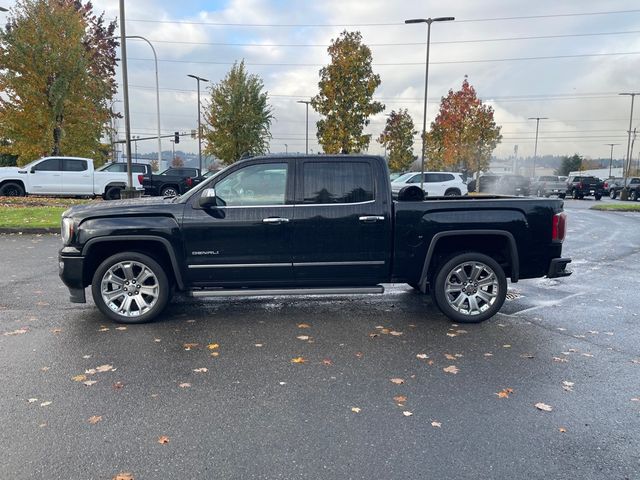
[198,188,218,208]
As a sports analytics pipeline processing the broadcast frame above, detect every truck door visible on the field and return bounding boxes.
[182,159,295,287]
[292,159,392,286]
[62,159,93,195]
[28,158,63,194]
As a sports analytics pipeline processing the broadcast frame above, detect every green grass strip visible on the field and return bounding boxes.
[0,206,66,229]
[590,203,640,212]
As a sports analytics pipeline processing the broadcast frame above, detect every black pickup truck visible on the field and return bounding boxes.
[58,155,571,324]
[566,175,604,200]
[141,167,202,197]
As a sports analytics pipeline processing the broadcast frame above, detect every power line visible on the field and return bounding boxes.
[126,9,640,28]
[128,50,640,67]
[140,29,640,48]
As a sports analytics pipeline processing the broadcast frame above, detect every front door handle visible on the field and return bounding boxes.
[359,216,385,223]
[262,217,290,225]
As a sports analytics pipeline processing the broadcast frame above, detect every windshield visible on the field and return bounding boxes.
[392,172,416,183]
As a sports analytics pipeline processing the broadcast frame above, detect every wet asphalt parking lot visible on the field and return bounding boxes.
[1,197,639,480]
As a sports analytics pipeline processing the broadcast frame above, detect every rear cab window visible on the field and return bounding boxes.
[300,161,375,204]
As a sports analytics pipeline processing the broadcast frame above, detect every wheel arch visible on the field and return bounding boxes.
[0,179,26,193]
[81,236,185,290]
[418,230,519,291]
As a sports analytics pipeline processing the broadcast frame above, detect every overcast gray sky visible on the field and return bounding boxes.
[59,0,640,159]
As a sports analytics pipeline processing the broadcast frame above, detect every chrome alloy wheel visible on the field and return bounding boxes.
[443,261,499,316]
[100,261,159,317]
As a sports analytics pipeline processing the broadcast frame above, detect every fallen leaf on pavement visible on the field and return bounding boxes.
[495,388,514,398]
[393,395,407,404]
[562,381,574,392]
[535,402,553,412]
[254,343,263,347]
[193,368,208,373]
[581,353,594,358]
[390,378,405,385]
[431,421,442,428]
[296,335,310,341]
[113,382,124,390]
[40,401,52,407]
[484,353,493,357]
[503,344,511,348]
[416,353,428,359]
[402,411,413,417]
[210,352,220,357]
[446,333,458,337]
[82,355,92,359]
[98,327,110,332]
[368,333,380,338]
[207,343,219,350]
[351,407,361,413]
[553,357,568,363]
[322,359,333,366]
[390,331,403,336]
[520,353,535,359]
[51,328,62,334]
[88,415,102,424]
[291,357,306,364]
[113,473,134,480]
[157,436,170,445]
[72,374,87,382]
[443,365,459,374]
[83,380,97,386]
[355,352,363,358]
[183,343,199,350]
[3,328,28,336]
[559,427,567,433]
[297,323,311,329]
[444,353,456,361]
[178,383,191,388]
[27,398,38,403]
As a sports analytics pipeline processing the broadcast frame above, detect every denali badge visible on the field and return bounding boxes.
[192,251,219,256]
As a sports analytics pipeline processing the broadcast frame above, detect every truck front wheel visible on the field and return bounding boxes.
[0,182,25,197]
[91,252,170,324]
[432,252,507,323]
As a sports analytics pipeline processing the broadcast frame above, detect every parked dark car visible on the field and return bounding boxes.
[141,167,203,197]
[604,177,624,199]
[59,155,571,326]
[494,175,530,196]
[566,175,604,200]
[607,177,640,200]
[467,175,500,193]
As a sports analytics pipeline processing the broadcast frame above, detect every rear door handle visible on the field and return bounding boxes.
[262,217,290,225]
[359,216,385,223]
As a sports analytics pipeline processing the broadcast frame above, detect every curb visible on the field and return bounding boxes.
[0,228,59,234]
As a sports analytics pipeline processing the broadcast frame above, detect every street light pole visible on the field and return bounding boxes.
[528,117,548,178]
[188,74,209,172]
[126,36,162,170]
[620,93,640,200]
[604,143,620,178]
[284,144,288,154]
[118,0,135,196]
[405,16,455,192]
[297,100,311,155]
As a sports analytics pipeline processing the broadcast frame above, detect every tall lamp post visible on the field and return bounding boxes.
[297,100,311,155]
[604,143,620,179]
[188,74,209,171]
[118,0,136,197]
[126,36,162,170]
[405,16,454,192]
[528,117,548,178]
[620,92,640,200]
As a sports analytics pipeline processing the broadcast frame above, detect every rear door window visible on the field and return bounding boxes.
[301,162,374,204]
[63,159,88,172]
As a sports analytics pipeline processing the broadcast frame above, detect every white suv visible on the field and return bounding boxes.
[391,172,467,197]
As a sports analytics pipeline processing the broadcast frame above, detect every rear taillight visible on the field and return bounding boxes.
[577,182,583,189]
[186,177,193,187]
[604,182,608,189]
[138,174,144,184]
[552,212,566,243]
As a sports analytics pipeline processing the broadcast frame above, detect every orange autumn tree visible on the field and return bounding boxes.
[424,78,501,174]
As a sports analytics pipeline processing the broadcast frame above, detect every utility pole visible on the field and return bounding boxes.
[619,93,640,200]
[604,143,620,179]
[188,74,209,172]
[528,117,548,178]
[297,100,311,155]
[118,0,137,198]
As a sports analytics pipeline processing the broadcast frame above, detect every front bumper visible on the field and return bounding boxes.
[547,257,572,278]
[58,247,86,303]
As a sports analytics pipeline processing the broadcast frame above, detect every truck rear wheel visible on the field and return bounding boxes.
[91,252,170,324]
[0,182,25,197]
[432,252,507,323]
[104,186,122,200]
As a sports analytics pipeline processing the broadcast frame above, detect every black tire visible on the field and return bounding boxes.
[572,189,579,200]
[631,190,638,201]
[432,252,507,323]
[578,194,585,200]
[161,186,179,197]
[0,182,25,197]
[594,194,602,201]
[91,252,170,324]
[610,190,617,199]
[104,186,122,200]
[444,189,461,197]
[558,193,566,199]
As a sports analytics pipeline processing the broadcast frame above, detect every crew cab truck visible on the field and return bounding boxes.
[532,176,566,198]
[566,175,604,200]
[141,167,202,197]
[0,156,143,199]
[58,155,571,325]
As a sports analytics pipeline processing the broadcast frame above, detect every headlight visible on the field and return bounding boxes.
[61,217,74,245]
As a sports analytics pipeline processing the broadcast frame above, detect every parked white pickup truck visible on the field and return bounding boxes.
[0,156,143,200]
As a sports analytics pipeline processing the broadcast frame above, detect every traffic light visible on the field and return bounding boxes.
[174,132,180,144]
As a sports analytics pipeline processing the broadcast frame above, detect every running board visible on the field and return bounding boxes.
[188,286,385,298]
